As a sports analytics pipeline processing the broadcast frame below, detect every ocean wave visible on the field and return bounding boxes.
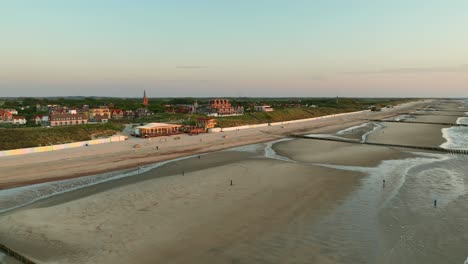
[441,127,468,150]
[456,117,468,125]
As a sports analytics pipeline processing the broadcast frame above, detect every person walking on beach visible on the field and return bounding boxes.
[434,199,437,208]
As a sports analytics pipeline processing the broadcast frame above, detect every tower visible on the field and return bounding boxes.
[143,90,149,107]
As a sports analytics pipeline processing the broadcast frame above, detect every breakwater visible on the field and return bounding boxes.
[368,119,468,127]
[0,244,36,264]
[290,134,468,155]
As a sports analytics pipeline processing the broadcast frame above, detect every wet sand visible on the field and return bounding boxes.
[366,122,447,148]
[0,147,365,264]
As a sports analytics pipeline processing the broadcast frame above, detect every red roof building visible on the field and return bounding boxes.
[0,109,13,122]
[110,109,124,119]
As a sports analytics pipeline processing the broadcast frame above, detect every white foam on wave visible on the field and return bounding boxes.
[456,117,468,125]
[263,138,295,162]
[336,123,370,135]
[441,127,468,150]
[361,123,384,143]
[313,151,452,208]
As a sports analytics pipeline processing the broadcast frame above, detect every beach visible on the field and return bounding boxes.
[2,99,468,264]
[0,100,426,190]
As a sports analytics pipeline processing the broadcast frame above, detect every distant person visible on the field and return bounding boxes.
[156,146,159,150]
[434,199,437,208]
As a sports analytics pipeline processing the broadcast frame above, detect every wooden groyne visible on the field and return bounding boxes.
[414,108,467,113]
[0,244,36,264]
[406,113,465,117]
[290,135,468,155]
[368,120,468,127]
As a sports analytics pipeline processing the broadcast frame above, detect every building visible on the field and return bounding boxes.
[124,110,135,120]
[0,109,13,122]
[89,107,111,122]
[254,105,274,112]
[3,108,18,115]
[165,104,195,114]
[94,114,109,123]
[50,113,88,127]
[12,116,27,125]
[36,104,49,112]
[110,109,124,119]
[136,108,153,118]
[207,99,244,116]
[143,90,149,106]
[197,118,217,130]
[133,123,182,137]
[32,115,50,126]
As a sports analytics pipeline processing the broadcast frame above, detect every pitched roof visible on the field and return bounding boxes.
[0,110,13,116]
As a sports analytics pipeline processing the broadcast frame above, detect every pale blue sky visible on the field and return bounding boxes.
[1,1,467,97]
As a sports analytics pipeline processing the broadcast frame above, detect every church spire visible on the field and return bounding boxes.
[143,90,149,106]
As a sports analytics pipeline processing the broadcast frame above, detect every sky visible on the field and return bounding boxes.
[1,0,467,97]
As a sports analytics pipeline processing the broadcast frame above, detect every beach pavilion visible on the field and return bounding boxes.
[134,123,182,137]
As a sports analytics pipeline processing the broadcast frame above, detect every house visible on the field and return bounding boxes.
[50,113,88,127]
[197,118,217,130]
[12,116,27,125]
[36,104,49,112]
[32,115,50,126]
[89,107,111,122]
[95,114,109,123]
[254,105,274,112]
[3,108,18,115]
[0,109,13,122]
[206,99,244,116]
[133,123,182,137]
[165,104,193,114]
[124,110,135,120]
[110,109,124,119]
[136,108,153,118]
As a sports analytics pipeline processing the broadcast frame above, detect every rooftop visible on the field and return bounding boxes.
[136,123,182,129]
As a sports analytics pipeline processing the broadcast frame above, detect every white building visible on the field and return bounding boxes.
[254,105,274,112]
[33,115,50,125]
[12,116,27,125]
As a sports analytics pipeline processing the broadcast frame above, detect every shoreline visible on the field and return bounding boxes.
[0,100,430,190]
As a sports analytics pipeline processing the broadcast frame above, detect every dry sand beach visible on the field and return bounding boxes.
[2,99,468,264]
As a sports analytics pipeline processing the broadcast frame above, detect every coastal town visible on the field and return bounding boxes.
[0,92,403,149]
